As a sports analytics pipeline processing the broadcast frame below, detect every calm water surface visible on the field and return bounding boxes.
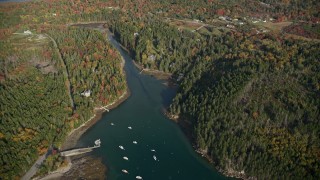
[77,33,228,180]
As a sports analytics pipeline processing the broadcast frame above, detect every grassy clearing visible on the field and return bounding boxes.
[258,21,292,32]
[167,18,230,36]
[284,33,320,42]
[4,32,57,77]
[169,20,202,31]
[10,33,50,49]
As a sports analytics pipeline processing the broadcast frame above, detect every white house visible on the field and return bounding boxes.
[148,55,156,61]
[24,30,32,35]
[81,90,91,97]
[219,16,226,21]
[226,24,235,28]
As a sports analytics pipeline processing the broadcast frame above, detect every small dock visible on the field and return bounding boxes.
[102,107,109,112]
[60,139,101,157]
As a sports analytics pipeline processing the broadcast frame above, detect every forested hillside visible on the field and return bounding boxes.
[0,25,126,180]
[0,32,71,178]
[169,39,320,179]
[107,14,320,178]
[0,0,319,179]
[47,27,126,125]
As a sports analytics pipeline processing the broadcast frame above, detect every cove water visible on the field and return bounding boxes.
[77,32,229,180]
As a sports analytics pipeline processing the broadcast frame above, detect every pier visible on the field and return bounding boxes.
[60,139,101,157]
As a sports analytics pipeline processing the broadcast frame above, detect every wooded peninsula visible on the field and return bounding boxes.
[0,0,319,179]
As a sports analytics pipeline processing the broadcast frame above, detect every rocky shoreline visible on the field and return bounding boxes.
[132,60,172,80]
[62,89,130,151]
[36,89,130,180]
[166,113,255,180]
[130,48,251,179]
[60,155,107,180]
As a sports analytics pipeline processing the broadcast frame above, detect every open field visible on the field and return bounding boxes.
[258,21,292,32]
[10,32,50,49]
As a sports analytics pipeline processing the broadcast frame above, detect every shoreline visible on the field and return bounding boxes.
[61,28,128,151]
[108,30,250,179]
[132,60,172,80]
[166,113,253,180]
[62,89,130,150]
[37,28,130,179]
[37,89,130,180]
[107,30,174,82]
[131,59,178,88]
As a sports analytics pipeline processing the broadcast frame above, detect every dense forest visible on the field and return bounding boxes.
[0,23,126,180]
[0,0,319,179]
[107,14,320,179]
[0,34,71,178]
[47,27,126,125]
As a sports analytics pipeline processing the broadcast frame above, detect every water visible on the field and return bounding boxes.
[77,33,228,180]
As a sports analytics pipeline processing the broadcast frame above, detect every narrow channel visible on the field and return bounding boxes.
[76,29,228,180]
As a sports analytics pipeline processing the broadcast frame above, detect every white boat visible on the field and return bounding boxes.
[122,169,129,174]
[153,155,157,161]
[110,123,114,126]
[136,176,143,179]
[151,149,156,152]
[119,145,125,150]
[133,141,137,144]
[128,126,132,129]
[95,139,101,146]
[123,156,129,160]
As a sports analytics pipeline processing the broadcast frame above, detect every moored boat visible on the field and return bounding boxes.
[95,139,101,146]
[122,169,129,174]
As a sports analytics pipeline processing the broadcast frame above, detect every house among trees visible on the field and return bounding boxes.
[81,90,91,97]
[23,30,32,35]
[148,54,156,61]
[226,24,235,29]
[219,16,227,21]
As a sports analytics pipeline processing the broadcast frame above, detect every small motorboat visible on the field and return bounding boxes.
[95,139,101,146]
[153,155,157,161]
[151,149,156,152]
[110,123,114,126]
[136,176,143,179]
[122,169,129,174]
[123,156,129,160]
[119,145,125,150]
[128,126,132,129]
[133,141,137,144]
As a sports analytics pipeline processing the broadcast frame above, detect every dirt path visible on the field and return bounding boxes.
[36,26,130,180]
[45,34,75,111]
[21,154,46,180]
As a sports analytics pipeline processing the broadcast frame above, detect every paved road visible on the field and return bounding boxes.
[21,154,46,180]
